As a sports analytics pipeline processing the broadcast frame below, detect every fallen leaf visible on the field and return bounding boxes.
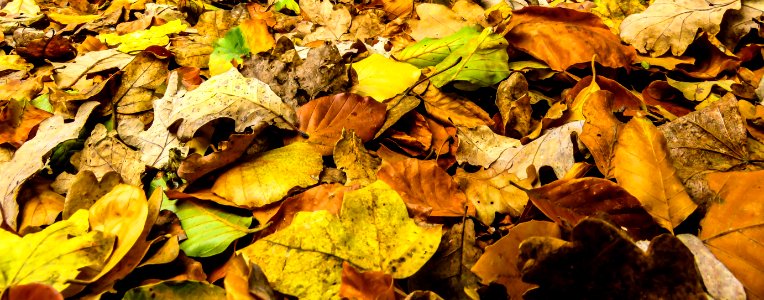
[289,93,387,155]
[111,49,169,115]
[491,120,584,180]
[394,25,480,68]
[518,219,706,299]
[17,180,64,234]
[238,181,442,299]
[62,171,121,220]
[167,68,298,141]
[334,130,381,186]
[224,254,276,300]
[409,4,468,41]
[579,90,623,178]
[430,27,510,89]
[505,7,637,70]
[619,0,740,56]
[377,157,468,219]
[525,177,663,239]
[416,82,493,128]
[0,99,52,148]
[676,234,746,300]
[666,77,735,101]
[172,199,257,257]
[78,124,145,186]
[209,26,249,76]
[0,210,113,293]
[471,221,561,300]
[123,281,226,300]
[339,262,395,300]
[5,283,63,300]
[51,49,133,89]
[351,54,421,101]
[99,19,188,53]
[454,166,537,224]
[0,101,98,229]
[212,142,324,208]
[455,125,521,168]
[259,183,348,236]
[178,133,256,184]
[700,170,764,298]
[613,114,696,231]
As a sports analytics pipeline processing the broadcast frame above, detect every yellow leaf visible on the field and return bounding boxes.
[238,181,441,299]
[0,0,40,16]
[212,142,324,208]
[0,53,32,72]
[47,12,100,25]
[99,19,188,53]
[566,69,600,122]
[613,114,697,231]
[18,182,64,234]
[239,19,275,54]
[351,54,421,101]
[0,210,114,293]
[87,184,148,282]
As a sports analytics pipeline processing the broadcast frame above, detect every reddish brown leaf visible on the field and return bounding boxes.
[377,158,469,219]
[178,133,257,184]
[258,183,350,237]
[641,80,693,118]
[339,262,395,300]
[579,90,623,178]
[289,93,387,155]
[16,34,77,63]
[504,7,637,71]
[526,177,663,239]
[6,283,63,300]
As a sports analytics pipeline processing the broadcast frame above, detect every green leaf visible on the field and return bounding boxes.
[176,199,258,257]
[0,210,114,293]
[274,0,300,14]
[238,180,442,299]
[394,26,481,68]
[430,27,510,90]
[30,94,52,113]
[209,26,250,76]
[123,281,226,300]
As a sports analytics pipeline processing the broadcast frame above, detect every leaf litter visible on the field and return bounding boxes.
[0,0,763,299]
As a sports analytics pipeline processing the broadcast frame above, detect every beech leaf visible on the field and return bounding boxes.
[351,54,421,101]
[430,27,510,89]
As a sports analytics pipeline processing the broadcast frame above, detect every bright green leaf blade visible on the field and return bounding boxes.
[176,200,255,257]
[274,0,300,14]
[0,210,114,292]
[209,26,250,76]
[394,25,481,68]
[123,280,226,300]
[239,181,442,299]
[430,27,510,89]
[98,19,187,53]
[351,54,421,101]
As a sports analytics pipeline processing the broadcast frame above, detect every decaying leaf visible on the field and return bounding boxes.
[334,130,381,186]
[78,124,145,186]
[619,0,740,56]
[454,166,537,224]
[238,181,442,299]
[455,125,521,168]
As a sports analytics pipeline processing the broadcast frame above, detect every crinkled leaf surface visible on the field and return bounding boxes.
[167,68,298,141]
[238,181,442,300]
[619,0,741,56]
[454,167,536,224]
[212,142,323,208]
[0,210,113,293]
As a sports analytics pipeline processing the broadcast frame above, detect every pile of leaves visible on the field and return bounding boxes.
[0,0,763,298]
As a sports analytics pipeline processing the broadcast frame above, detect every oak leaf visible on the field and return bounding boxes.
[111,49,169,115]
[334,130,381,186]
[78,124,145,186]
[454,166,536,224]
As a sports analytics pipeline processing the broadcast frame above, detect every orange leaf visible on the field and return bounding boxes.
[700,170,764,298]
[290,93,387,155]
[339,262,395,300]
[579,90,623,178]
[504,7,636,71]
[377,158,469,219]
[239,19,275,54]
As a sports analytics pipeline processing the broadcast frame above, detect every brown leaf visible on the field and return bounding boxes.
[6,283,63,300]
[518,219,706,299]
[0,101,98,229]
[79,124,145,186]
[16,34,77,63]
[178,133,256,184]
[526,177,663,240]
[659,94,762,205]
[334,130,381,186]
[700,170,764,298]
[339,262,395,300]
[641,80,693,118]
[471,221,561,300]
[454,166,536,224]
[505,7,636,71]
[579,90,623,178]
[613,114,696,231]
[417,82,493,128]
[377,157,468,219]
[112,49,170,115]
[495,72,533,138]
[289,93,387,155]
[409,3,468,41]
[224,254,277,300]
[259,183,349,237]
